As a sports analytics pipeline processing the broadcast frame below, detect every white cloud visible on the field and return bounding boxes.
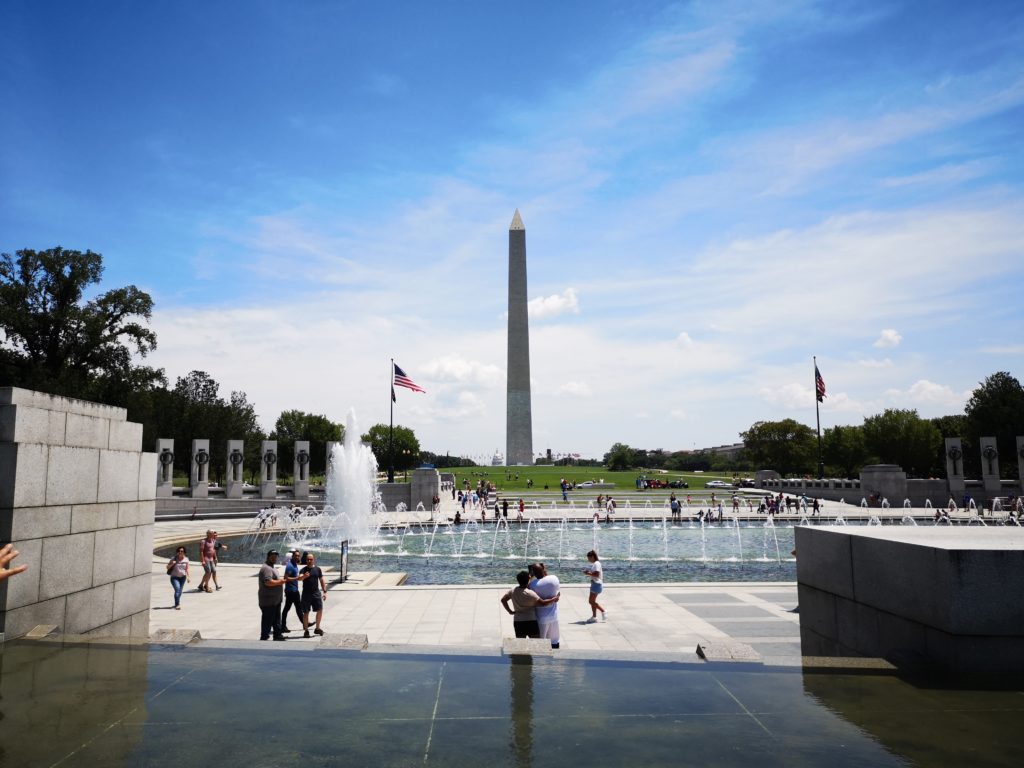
[676,331,694,349]
[880,380,970,411]
[874,329,902,348]
[556,381,593,397]
[670,408,687,420]
[905,379,969,408]
[420,356,502,387]
[528,288,580,320]
[758,382,814,410]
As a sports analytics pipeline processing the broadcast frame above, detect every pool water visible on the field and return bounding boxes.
[1,641,1022,767]
[174,522,800,584]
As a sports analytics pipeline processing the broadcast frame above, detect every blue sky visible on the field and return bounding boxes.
[2,0,1023,460]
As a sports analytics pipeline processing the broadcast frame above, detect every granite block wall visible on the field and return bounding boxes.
[0,387,155,640]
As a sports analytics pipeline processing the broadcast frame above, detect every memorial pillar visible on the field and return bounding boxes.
[293,440,310,500]
[190,439,210,498]
[156,438,174,498]
[944,437,965,499]
[225,440,244,499]
[260,440,278,499]
[1017,436,1024,494]
[980,436,1001,497]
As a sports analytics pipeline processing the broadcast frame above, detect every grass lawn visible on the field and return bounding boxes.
[442,464,744,492]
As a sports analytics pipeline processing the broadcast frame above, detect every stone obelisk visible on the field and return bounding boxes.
[506,209,534,466]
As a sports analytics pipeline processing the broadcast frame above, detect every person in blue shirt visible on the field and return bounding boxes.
[281,549,303,633]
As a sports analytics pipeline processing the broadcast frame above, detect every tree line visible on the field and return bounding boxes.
[605,372,1024,480]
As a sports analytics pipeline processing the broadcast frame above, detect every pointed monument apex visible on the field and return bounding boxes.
[510,209,524,231]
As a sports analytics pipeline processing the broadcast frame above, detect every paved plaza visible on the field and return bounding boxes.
[150,518,802,664]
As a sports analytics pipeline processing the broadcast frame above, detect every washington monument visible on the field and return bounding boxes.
[506,209,534,466]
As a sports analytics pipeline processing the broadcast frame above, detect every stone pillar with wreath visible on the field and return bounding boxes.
[226,439,245,499]
[190,439,210,498]
[156,438,175,498]
[944,437,965,499]
[980,436,1001,497]
[260,439,278,499]
[293,439,311,500]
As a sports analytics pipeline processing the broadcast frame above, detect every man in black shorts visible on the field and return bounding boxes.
[298,552,328,638]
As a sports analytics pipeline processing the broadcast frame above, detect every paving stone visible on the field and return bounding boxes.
[696,640,762,662]
[318,633,368,650]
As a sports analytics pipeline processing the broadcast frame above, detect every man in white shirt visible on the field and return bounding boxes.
[529,562,561,649]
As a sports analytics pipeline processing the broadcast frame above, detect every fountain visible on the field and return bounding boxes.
[308,409,379,546]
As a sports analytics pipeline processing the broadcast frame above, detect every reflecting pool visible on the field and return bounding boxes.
[1,640,1022,767]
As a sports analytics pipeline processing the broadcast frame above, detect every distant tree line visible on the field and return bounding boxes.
[603,372,1024,480]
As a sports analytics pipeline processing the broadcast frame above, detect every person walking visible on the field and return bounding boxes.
[299,552,328,638]
[282,549,303,633]
[166,546,190,610]
[528,562,561,649]
[501,569,559,638]
[258,550,288,641]
[583,550,606,623]
[198,530,217,593]
[209,531,227,591]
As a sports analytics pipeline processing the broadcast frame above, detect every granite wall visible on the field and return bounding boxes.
[0,387,156,640]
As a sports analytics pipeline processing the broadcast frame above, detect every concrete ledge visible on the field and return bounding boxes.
[0,387,127,421]
[796,526,1024,673]
[502,637,555,656]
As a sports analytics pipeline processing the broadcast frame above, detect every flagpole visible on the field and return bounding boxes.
[388,357,395,484]
[814,355,823,479]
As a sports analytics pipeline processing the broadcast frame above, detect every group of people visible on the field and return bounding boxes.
[454,493,526,524]
[164,529,227,609]
[499,551,607,649]
[258,548,328,641]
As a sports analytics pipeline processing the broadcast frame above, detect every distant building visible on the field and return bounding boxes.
[697,443,745,460]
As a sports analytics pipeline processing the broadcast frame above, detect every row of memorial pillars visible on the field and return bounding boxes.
[154,439,316,500]
[944,436,1024,496]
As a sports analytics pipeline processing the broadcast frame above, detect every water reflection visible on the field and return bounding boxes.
[1,642,1022,767]
[509,657,533,768]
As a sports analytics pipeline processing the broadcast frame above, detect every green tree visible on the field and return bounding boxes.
[964,372,1024,479]
[0,247,164,402]
[362,424,420,476]
[862,408,941,477]
[603,443,635,471]
[740,419,816,475]
[822,425,871,478]
[271,410,345,478]
[151,371,264,484]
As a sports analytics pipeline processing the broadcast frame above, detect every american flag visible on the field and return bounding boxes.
[393,363,426,402]
[815,364,827,402]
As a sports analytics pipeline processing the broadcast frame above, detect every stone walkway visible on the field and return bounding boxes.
[150,518,802,664]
